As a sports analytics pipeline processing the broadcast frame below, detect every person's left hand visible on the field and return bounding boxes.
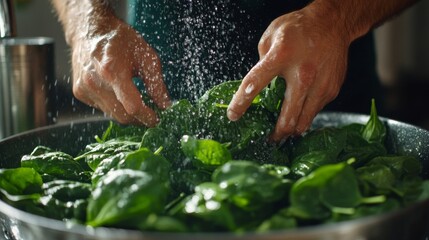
[70,13,171,127]
[227,7,351,142]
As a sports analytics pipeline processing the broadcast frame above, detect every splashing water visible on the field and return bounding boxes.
[54,1,305,131]
[128,0,269,102]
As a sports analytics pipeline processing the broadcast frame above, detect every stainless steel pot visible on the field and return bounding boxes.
[1,0,55,139]
[0,37,55,139]
[0,112,429,240]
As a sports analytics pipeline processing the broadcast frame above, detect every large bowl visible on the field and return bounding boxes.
[1,112,429,240]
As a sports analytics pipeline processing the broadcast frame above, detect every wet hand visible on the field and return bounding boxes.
[227,7,350,142]
[70,15,171,127]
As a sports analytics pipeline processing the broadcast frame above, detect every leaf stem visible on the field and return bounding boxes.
[361,195,386,204]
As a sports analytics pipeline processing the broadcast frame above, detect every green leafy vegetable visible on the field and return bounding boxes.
[170,182,238,231]
[0,168,42,197]
[289,161,385,220]
[87,169,170,227]
[181,135,232,169]
[0,80,426,234]
[37,180,91,222]
[361,99,386,144]
[212,161,291,210]
[21,147,89,182]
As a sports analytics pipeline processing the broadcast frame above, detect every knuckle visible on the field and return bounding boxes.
[72,78,87,99]
[72,85,83,99]
[79,73,99,90]
[98,57,116,78]
[297,64,316,90]
[258,36,271,54]
[318,82,340,102]
[313,88,329,100]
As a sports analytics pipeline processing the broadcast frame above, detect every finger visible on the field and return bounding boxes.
[294,75,341,135]
[92,53,160,127]
[96,91,144,124]
[270,65,316,142]
[293,97,324,136]
[111,75,159,127]
[227,58,278,121]
[137,48,172,110]
[74,75,141,124]
[270,84,307,142]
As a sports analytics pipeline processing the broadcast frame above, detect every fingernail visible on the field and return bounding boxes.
[227,108,240,121]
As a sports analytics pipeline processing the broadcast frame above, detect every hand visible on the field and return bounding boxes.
[70,14,171,127]
[227,7,350,142]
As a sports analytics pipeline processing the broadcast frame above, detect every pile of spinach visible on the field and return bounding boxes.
[1,77,429,233]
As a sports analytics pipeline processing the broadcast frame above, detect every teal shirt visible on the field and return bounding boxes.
[127,0,380,114]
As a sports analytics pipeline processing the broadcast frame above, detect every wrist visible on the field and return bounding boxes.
[60,1,117,47]
[303,1,369,45]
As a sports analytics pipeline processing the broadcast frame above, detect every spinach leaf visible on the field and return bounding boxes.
[97,121,147,142]
[197,80,274,158]
[259,76,286,113]
[91,152,126,185]
[290,150,338,178]
[0,168,42,197]
[38,180,91,222]
[212,161,291,211]
[140,127,183,165]
[169,169,211,195]
[87,169,170,227]
[117,148,171,181]
[290,127,347,160]
[43,180,91,202]
[169,182,237,231]
[289,127,348,177]
[357,155,422,198]
[180,135,232,170]
[417,180,429,202]
[327,198,401,223]
[138,214,188,232]
[289,161,384,220]
[357,163,396,195]
[366,155,422,178]
[158,99,200,137]
[76,139,139,171]
[392,177,425,204]
[261,164,290,178]
[256,208,297,232]
[21,146,89,182]
[361,99,386,144]
[339,130,387,167]
[198,80,243,108]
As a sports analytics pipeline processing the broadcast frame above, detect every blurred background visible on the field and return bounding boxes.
[12,0,429,130]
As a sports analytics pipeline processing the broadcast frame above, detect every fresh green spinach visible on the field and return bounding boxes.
[0,79,427,234]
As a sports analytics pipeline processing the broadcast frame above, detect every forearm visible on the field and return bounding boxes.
[50,0,116,47]
[306,0,419,43]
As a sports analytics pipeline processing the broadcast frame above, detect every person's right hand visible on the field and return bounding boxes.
[70,12,171,127]
[227,5,351,142]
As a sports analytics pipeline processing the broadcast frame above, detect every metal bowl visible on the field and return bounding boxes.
[1,112,429,240]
